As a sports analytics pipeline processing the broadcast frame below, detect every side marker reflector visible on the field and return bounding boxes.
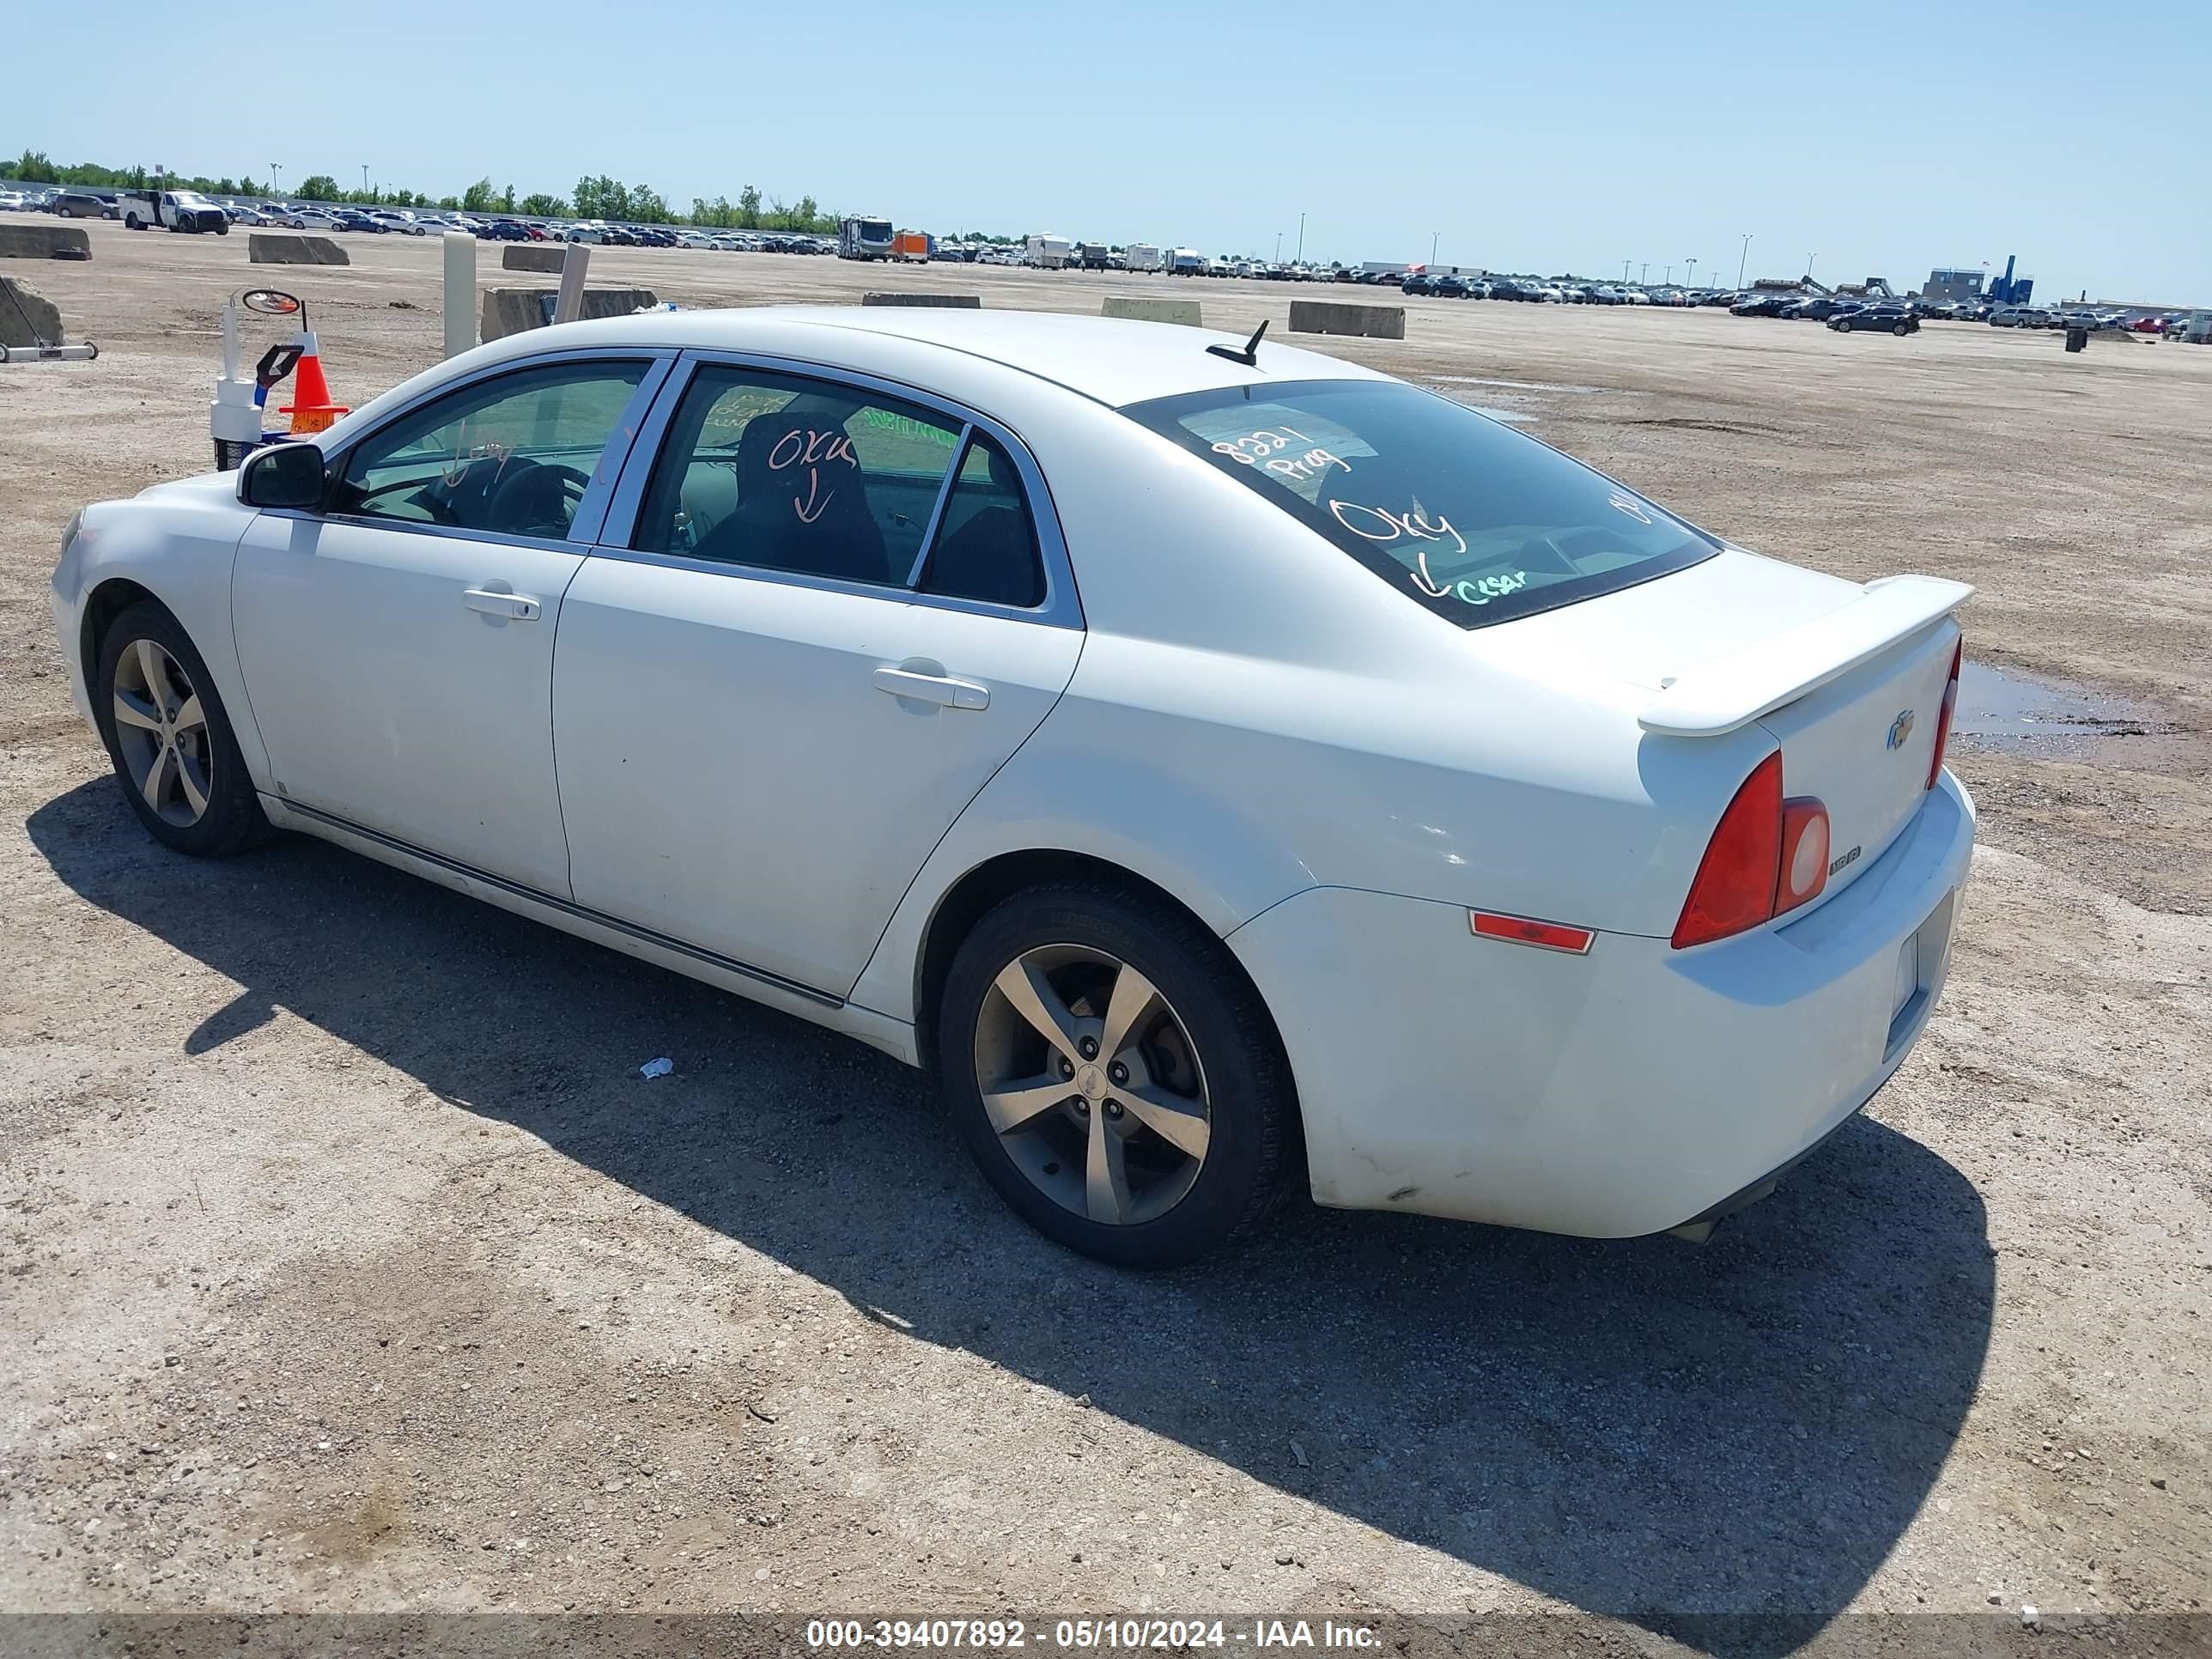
[1471,911,1595,954]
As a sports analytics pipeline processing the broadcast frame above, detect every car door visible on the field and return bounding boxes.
[551,356,1084,997]
[231,351,672,896]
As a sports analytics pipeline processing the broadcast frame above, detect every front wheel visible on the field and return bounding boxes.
[1893,321,1911,337]
[1836,318,1853,332]
[939,880,1297,1268]
[94,601,271,857]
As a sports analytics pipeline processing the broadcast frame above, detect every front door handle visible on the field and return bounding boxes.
[872,666,989,711]
[464,588,542,621]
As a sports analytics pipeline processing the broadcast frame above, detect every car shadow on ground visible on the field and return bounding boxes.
[29,780,1995,1653]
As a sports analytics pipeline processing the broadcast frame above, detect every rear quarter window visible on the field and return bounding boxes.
[1123,379,1718,628]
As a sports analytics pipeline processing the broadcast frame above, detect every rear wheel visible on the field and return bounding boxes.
[94,601,270,858]
[939,880,1295,1269]
[1893,321,1911,337]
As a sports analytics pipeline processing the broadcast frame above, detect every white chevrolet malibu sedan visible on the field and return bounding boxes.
[52,307,1974,1267]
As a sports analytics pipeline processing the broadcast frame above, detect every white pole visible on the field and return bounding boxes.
[442,232,477,359]
[553,240,591,325]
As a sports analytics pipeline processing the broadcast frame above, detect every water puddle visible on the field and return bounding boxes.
[1428,375,1605,395]
[1952,663,2142,742]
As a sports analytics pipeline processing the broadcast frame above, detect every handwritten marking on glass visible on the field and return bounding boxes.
[1607,492,1654,526]
[768,427,858,526]
[1328,499,1528,607]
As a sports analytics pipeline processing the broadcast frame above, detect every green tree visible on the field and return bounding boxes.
[629,185,671,223]
[498,184,516,212]
[793,194,821,232]
[298,173,340,200]
[736,184,762,229]
[520,191,566,217]
[12,149,58,183]
[459,176,499,212]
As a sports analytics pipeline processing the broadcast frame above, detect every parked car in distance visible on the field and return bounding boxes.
[283,208,343,231]
[1730,293,1794,317]
[50,190,108,219]
[0,190,28,210]
[1830,305,1919,336]
[52,307,1976,1269]
[1430,274,1471,298]
[368,210,428,235]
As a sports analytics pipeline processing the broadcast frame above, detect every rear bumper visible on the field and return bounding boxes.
[1227,772,1975,1237]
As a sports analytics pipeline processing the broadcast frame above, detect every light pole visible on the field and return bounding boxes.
[1738,232,1752,288]
[1686,258,1696,288]
[1274,231,1282,262]
[271,163,282,197]
[361,162,369,199]
[1622,258,1631,282]
[1296,210,1305,263]
[1664,264,1673,285]
[1807,252,1817,281]
[1641,261,1650,283]
[1431,229,1440,268]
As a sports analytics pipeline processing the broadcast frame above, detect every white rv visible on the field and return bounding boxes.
[1123,243,1165,273]
[1023,233,1072,270]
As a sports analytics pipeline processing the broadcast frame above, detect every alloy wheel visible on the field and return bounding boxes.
[971,944,1212,1226]
[111,638,212,827]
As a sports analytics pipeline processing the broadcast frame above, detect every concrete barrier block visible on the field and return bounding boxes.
[0,223,92,260]
[0,276,64,346]
[1103,295,1204,327]
[480,286,659,341]
[501,244,568,274]
[860,292,981,307]
[249,234,349,267]
[1288,299,1405,340]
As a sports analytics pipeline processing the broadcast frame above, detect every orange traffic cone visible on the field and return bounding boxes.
[279,331,349,435]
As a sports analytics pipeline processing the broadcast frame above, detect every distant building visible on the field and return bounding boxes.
[1924,268,1986,301]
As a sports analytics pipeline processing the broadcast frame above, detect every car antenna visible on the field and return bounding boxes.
[1206,319,1267,367]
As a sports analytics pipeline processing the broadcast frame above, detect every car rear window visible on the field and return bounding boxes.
[1123,379,1718,628]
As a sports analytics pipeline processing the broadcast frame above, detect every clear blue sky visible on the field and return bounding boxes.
[15,0,2208,301]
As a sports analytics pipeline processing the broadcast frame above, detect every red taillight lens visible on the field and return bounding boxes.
[1672,751,1832,948]
[1776,797,1831,916]
[1672,752,1783,949]
[1471,911,1595,954]
[1927,637,1962,791]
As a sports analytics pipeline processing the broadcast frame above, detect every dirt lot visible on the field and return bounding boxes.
[2,222,2208,1646]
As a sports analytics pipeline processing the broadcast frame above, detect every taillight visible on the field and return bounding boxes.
[1776,797,1831,917]
[1927,636,1962,791]
[1671,752,1831,949]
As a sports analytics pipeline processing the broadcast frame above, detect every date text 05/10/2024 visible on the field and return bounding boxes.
[803,1617,1382,1650]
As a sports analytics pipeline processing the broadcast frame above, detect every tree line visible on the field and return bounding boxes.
[4,149,845,232]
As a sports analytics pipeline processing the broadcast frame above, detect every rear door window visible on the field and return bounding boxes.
[634,364,964,587]
[1123,379,1718,628]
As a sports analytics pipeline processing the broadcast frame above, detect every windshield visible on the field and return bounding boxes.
[1123,379,1719,629]
[855,220,891,240]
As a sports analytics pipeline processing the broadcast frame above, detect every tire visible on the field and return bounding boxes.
[938,878,1297,1269]
[94,600,271,858]
[1836,318,1853,332]
[1893,321,1911,337]
[125,214,143,230]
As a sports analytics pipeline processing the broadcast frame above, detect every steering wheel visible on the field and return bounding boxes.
[355,475,461,526]
[486,460,593,537]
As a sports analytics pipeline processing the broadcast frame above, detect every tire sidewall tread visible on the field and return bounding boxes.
[939,878,1297,1270]
[94,600,271,859]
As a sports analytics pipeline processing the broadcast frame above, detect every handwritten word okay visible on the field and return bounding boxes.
[1328,500,1528,606]
[767,428,858,525]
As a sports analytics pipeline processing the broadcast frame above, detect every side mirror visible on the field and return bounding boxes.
[239,441,327,510]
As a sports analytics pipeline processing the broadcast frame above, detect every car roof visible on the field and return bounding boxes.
[465,305,1392,410]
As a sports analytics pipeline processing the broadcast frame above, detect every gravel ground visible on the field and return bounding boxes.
[1,224,2207,1648]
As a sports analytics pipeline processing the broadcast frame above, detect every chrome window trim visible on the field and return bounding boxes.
[277,349,678,554]
[592,349,1083,632]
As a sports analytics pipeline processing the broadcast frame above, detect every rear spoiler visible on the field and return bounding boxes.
[1639,574,1974,738]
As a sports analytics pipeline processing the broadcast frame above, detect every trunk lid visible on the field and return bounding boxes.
[1752,622,1959,910]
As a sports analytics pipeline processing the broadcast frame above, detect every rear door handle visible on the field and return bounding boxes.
[872,666,989,711]
[464,588,542,621]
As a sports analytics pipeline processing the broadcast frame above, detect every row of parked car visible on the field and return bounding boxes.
[0,186,837,254]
